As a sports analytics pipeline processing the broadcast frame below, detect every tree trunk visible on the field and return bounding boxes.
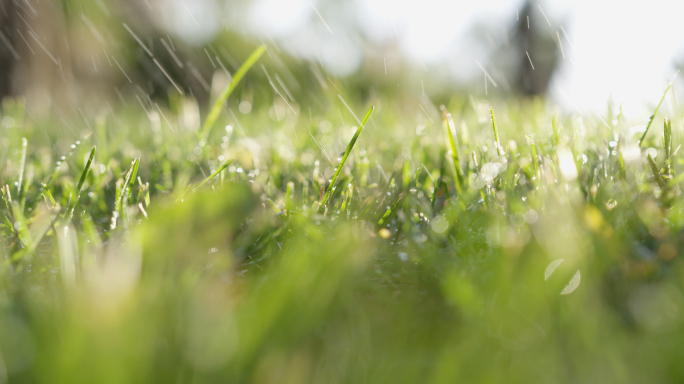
[0,0,19,100]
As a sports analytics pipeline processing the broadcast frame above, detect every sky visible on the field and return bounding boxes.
[166,0,684,115]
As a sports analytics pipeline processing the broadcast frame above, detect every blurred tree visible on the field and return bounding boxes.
[512,0,561,96]
[0,0,19,99]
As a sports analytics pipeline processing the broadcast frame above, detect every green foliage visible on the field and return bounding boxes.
[1,50,684,383]
[319,106,374,213]
[200,45,266,142]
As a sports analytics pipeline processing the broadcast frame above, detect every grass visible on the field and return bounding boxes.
[639,80,674,147]
[2,46,684,383]
[199,45,266,142]
[319,106,374,213]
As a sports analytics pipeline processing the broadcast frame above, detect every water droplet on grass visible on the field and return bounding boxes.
[481,163,499,183]
[239,101,252,114]
[470,174,485,189]
[431,215,449,234]
[523,209,538,224]
[1,116,15,128]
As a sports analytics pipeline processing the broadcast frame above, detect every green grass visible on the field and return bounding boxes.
[319,106,374,213]
[2,49,684,383]
[200,45,266,142]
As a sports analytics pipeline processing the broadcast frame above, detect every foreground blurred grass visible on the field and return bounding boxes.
[2,68,684,383]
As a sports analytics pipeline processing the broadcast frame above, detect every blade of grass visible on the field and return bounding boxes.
[340,182,353,217]
[402,159,411,190]
[2,185,17,238]
[285,181,295,213]
[639,81,672,147]
[16,137,27,200]
[194,159,233,190]
[81,210,104,250]
[647,154,667,189]
[441,106,462,195]
[490,108,505,156]
[122,158,140,205]
[319,106,374,213]
[199,45,266,142]
[115,157,139,222]
[0,209,11,232]
[663,117,672,177]
[432,151,446,211]
[617,140,627,181]
[378,193,405,226]
[527,136,541,180]
[41,184,57,207]
[10,201,29,252]
[65,146,96,224]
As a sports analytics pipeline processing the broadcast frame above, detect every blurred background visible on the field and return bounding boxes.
[1,0,683,116]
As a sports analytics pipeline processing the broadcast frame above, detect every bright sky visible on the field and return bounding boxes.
[170,0,684,114]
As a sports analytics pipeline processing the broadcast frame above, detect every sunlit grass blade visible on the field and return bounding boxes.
[9,200,29,253]
[402,159,411,190]
[378,193,404,226]
[194,159,232,191]
[318,106,374,213]
[65,146,96,224]
[639,81,672,147]
[647,154,666,189]
[527,136,541,180]
[432,151,446,211]
[441,106,462,195]
[2,184,17,237]
[490,108,505,156]
[199,45,266,142]
[285,181,295,213]
[81,211,103,250]
[0,209,11,233]
[663,117,672,177]
[617,140,627,181]
[42,184,57,207]
[340,182,353,217]
[123,158,140,204]
[114,158,139,224]
[17,137,27,200]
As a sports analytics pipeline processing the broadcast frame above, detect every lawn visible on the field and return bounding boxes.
[1,45,684,383]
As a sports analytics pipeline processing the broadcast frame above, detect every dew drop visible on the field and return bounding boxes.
[431,215,449,234]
